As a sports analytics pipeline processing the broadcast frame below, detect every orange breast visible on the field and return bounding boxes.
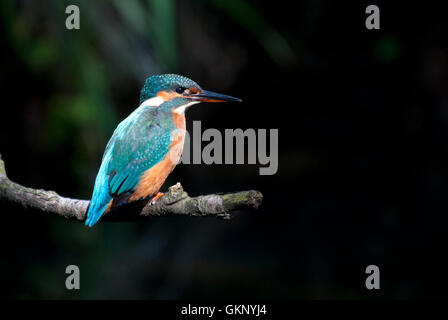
[128,111,186,202]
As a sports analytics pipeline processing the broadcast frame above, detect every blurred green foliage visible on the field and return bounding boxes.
[0,0,296,299]
[0,0,294,196]
[214,0,295,64]
[374,35,401,63]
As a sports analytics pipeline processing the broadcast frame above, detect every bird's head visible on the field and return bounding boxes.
[139,74,241,112]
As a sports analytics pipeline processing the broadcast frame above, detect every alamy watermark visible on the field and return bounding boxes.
[365,5,380,30]
[365,265,380,290]
[169,121,278,176]
[65,5,80,30]
[65,265,80,290]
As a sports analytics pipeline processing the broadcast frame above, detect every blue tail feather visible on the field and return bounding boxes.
[85,145,114,227]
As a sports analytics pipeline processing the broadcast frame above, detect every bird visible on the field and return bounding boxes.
[85,74,241,227]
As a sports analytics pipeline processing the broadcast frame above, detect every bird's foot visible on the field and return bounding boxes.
[150,192,164,205]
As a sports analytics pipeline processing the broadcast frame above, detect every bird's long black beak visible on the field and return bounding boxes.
[191,90,242,103]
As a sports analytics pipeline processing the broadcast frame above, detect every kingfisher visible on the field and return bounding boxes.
[85,74,241,227]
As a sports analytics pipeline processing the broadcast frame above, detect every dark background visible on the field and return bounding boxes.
[1,0,447,299]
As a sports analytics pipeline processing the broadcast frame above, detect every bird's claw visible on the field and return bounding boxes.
[150,192,164,205]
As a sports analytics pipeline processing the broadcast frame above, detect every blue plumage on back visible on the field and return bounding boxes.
[85,103,174,227]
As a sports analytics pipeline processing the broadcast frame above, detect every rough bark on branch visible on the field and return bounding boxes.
[0,153,262,222]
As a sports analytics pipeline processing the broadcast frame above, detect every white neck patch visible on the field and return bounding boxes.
[139,96,164,108]
[139,97,199,114]
[173,101,199,114]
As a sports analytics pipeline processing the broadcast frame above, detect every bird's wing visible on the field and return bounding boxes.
[106,108,172,197]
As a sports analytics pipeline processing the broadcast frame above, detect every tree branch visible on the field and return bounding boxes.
[0,153,263,222]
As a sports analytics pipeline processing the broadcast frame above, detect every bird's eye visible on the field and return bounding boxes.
[175,86,186,94]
